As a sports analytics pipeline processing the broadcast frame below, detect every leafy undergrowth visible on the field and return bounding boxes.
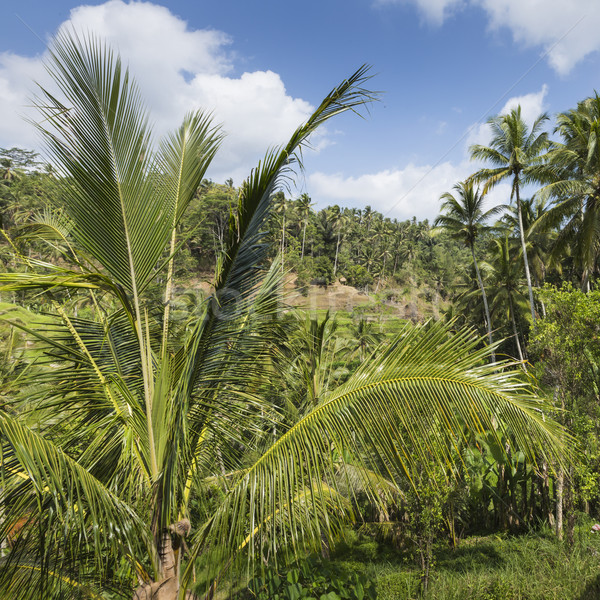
[235,525,600,600]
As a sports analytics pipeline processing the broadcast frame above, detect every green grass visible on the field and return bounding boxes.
[322,525,600,600]
[296,307,409,337]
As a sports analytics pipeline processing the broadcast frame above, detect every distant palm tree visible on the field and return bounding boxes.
[272,191,288,269]
[0,158,18,182]
[297,193,314,259]
[470,107,552,325]
[328,204,348,277]
[499,197,556,297]
[349,317,383,363]
[435,180,503,362]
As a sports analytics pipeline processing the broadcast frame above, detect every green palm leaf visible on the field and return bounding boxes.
[0,412,151,596]
[184,321,567,591]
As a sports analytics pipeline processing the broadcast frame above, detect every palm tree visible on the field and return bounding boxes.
[470,107,552,325]
[0,33,566,600]
[296,193,313,260]
[435,180,502,362]
[535,94,600,291]
[484,237,529,364]
[327,204,347,277]
[272,191,288,269]
[349,317,382,363]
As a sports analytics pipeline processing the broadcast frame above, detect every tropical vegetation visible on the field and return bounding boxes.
[1,27,600,600]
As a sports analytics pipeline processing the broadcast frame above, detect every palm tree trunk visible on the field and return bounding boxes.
[333,231,341,277]
[581,268,590,293]
[471,246,495,363]
[281,212,286,271]
[556,468,564,541]
[515,185,536,326]
[162,227,177,352]
[508,295,525,366]
[301,220,307,260]
[375,253,386,293]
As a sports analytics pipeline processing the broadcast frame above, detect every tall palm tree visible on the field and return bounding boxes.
[435,180,502,362]
[0,33,567,600]
[272,191,288,269]
[535,94,600,291]
[296,193,313,260]
[470,107,552,325]
[327,204,348,277]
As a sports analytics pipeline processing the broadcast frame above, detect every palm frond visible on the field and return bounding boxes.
[182,321,568,590]
[33,30,169,296]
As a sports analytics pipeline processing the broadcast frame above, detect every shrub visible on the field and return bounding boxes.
[312,256,335,286]
[344,265,373,289]
[244,555,377,600]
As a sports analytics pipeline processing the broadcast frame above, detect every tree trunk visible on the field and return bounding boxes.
[162,227,178,349]
[281,213,286,272]
[515,184,536,326]
[333,231,341,277]
[375,253,386,293]
[134,520,192,600]
[582,268,591,293]
[471,246,495,363]
[556,468,564,541]
[565,466,575,547]
[509,295,525,367]
[301,220,307,260]
[540,460,554,526]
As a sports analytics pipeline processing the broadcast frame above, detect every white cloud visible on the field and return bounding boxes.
[475,0,600,75]
[465,85,548,149]
[0,53,48,149]
[0,0,315,183]
[499,84,548,124]
[308,83,546,221]
[309,161,473,221]
[378,0,600,74]
[307,160,515,221]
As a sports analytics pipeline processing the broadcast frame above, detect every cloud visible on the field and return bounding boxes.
[0,53,49,149]
[377,0,600,74]
[309,161,472,220]
[475,0,600,75]
[308,83,545,221]
[0,0,315,184]
[465,85,548,149]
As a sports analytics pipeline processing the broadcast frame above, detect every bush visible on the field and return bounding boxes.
[244,555,377,600]
[344,265,373,289]
[311,256,335,286]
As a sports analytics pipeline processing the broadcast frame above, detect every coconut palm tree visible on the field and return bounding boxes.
[272,191,289,269]
[327,204,348,277]
[0,32,567,600]
[535,94,600,291]
[470,107,552,325]
[435,180,503,362]
[296,193,314,260]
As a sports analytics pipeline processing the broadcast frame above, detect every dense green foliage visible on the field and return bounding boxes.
[1,30,600,600]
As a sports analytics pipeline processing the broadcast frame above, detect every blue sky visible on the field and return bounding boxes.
[1,0,600,220]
